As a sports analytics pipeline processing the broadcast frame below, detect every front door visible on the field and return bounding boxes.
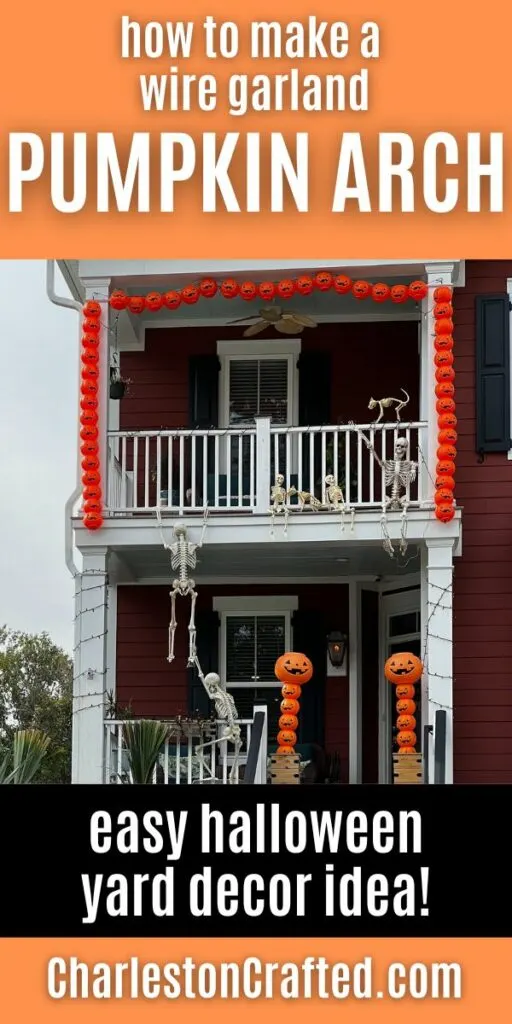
[379,588,421,783]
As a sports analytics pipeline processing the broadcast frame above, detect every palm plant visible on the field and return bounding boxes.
[0,728,50,784]
[122,720,169,784]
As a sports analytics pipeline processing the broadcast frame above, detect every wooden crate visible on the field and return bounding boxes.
[269,753,301,784]
[393,753,423,784]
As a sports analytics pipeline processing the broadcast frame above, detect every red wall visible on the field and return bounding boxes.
[453,261,512,783]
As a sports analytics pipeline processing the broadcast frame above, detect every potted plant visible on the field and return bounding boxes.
[110,366,131,400]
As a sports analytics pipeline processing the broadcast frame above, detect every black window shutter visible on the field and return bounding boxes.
[292,608,326,747]
[187,610,219,716]
[189,354,220,428]
[298,351,332,426]
[475,294,511,453]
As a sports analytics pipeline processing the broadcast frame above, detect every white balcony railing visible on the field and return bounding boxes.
[105,419,429,515]
[104,709,268,785]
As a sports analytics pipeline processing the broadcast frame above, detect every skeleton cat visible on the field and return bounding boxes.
[368,388,410,424]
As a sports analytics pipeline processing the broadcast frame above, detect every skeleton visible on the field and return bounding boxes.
[194,671,242,784]
[359,433,417,556]
[368,388,410,424]
[155,515,206,666]
[288,486,323,511]
[269,473,291,536]
[323,473,354,532]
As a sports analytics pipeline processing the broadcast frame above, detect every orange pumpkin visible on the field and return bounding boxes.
[384,652,423,685]
[435,488,454,505]
[83,484,101,503]
[80,396,98,412]
[276,745,295,755]
[435,381,455,398]
[82,331,99,348]
[433,285,452,302]
[220,278,239,298]
[84,511,104,531]
[436,503,455,523]
[436,397,456,414]
[163,290,182,310]
[82,364,99,382]
[181,284,199,305]
[258,281,276,300]
[434,350,454,367]
[81,348,99,366]
[398,746,416,754]
[275,652,313,685]
[200,277,217,298]
[145,291,163,311]
[436,459,456,477]
[81,454,99,472]
[435,474,455,491]
[240,281,257,300]
[80,425,98,442]
[128,295,145,314]
[83,300,101,317]
[81,380,98,397]
[396,698,416,715]
[438,427,457,445]
[434,302,453,319]
[277,729,297,747]
[372,282,390,302]
[333,274,352,294]
[397,730,417,747]
[279,714,299,731]
[390,284,408,303]
[397,714,417,731]
[437,443,457,462]
[83,317,100,334]
[408,280,428,300]
[314,271,332,291]
[395,683,416,699]
[352,280,370,300]
[281,683,302,699]
[109,290,127,311]
[81,440,98,457]
[295,275,314,295]
[438,412,457,430]
[435,317,454,335]
[436,366,456,383]
[280,697,300,715]
[277,278,295,299]
[80,409,98,426]
[82,468,100,486]
[434,335,454,352]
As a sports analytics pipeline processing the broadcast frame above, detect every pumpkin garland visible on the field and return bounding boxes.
[274,652,313,755]
[384,652,423,755]
[433,285,456,523]
[107,277,431,311]
[80,300,104,532]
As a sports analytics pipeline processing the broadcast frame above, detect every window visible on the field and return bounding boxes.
[217,340,300,429]
[214,596,298,744]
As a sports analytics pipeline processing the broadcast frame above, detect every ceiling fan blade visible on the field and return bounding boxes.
[260,306,283,323]
[226,316,259,325]
[283,311,318,328]
[275,319,303,334]
[243,320,269,337]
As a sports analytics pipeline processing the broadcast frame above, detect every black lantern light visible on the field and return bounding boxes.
[326,631,348,668]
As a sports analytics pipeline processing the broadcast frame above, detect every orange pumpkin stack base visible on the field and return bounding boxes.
[274,652,314,760]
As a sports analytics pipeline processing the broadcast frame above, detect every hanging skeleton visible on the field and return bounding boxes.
[157,511,208,666]
[358,432,417,556]
[193,669,242,784]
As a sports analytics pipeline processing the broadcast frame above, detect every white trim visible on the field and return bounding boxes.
[506,277,512,460]
[379,588,421,784]
[213,595,298,613]
[348,580,362,784]
[217,339,302,357]
[105,583,118,699]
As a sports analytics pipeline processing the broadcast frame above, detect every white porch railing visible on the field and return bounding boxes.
[103,709,268,785]
[105,419,429,515]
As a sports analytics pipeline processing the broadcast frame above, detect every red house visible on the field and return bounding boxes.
[55,259,511,785]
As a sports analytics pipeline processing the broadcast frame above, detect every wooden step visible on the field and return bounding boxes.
[393,753,423,784]
[269,753,301,784]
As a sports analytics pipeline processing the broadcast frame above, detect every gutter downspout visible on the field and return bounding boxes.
[46,260,83,577]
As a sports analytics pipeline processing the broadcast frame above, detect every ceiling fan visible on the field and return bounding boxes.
[227,305,318,337]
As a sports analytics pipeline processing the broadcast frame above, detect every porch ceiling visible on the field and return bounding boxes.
[110,540,420,583]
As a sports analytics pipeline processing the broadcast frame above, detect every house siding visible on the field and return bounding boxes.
[453,260,512,783]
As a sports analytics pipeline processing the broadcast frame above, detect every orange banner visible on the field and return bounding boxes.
[0,0,510,257]
[0,938,507,1020]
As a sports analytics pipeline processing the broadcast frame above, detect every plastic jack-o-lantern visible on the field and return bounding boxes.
[398,746,416,754]
[436,366,456,384]
[435,488,454,506]
[408,280,428,301]
[80,409,98,426]
[333,274,352,294]
[438,412,457,430]
[259,281,276,300]
[434,350,454,368]
[80,396,98,412]
[240,281,257,301]
[395,683,416,700]
[434,302,453,319]
[352,280,370,300]
[84,498,102,515]
[128,296,145,314]
[81,380,98,397]
[82,331,99,348]
[110,290,128,311]
[281,697,300,715]
[435,317,454,336]
[83,317,100,334]
[390,284,408,303]
[181,284,199,305]
[295,275,314,295]
[435,381,455,399]
[82,364,99,381]
[436,503,455,523]
[397,714,416,731]
[81,440,99,457]
[436,397,456,414]
[281,683,302,699]
[84,300,101,318]
[200,277,217,298]
[82,454,99,472]
[314,271,332,291]
[220,278,239,298]
[438,427,458,445]
[397,730,417,747]
[277,729,297,747]
[163,290,182,310]
[83,484,102,503]
[83,511,104,531]
[372,283,390,302]
[437,459,456,477]
[82,468,100,487]
[275,652,313,685]
[276,745,295,755]
[145,291,163,311]
[279,714,299,731]
[81,348,99,366]
[433,285,453,303]
[80,424,99,442]
[396,698,416,715]
[435,474,455,491]
[277,279,295,299]
[434,335,453,352]
[384,652,423,685]
[437,443,457,462]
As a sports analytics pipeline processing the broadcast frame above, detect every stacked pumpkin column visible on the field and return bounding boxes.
[433,286,456,523]
[80,300,104,531]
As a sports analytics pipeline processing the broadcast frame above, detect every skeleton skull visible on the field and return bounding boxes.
[325,474,335,486]
[204,671,224,696]
[395,438,408,458]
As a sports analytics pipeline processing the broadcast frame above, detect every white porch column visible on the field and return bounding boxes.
[348,580,362,784]
[420,263,455,502]
[254,415,271,514]
[422,539,455,784]
[72,547,109,783]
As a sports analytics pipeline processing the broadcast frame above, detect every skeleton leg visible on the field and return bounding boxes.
[380,499,394,558]
[187,587,198,667]
[399,498,409,555]
[168,587,178,662]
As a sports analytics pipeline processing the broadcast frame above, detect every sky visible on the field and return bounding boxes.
[0,261,77,653]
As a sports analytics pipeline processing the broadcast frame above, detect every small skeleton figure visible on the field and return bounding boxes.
[323,474,355,532]
[194,672,242,784]
[360,433,417,556]
[269,473,290,536]
[165,524,201,666]
[289,486,323,511]
[368,388,410,424]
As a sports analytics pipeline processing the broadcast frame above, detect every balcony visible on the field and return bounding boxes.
[106,418,429,516]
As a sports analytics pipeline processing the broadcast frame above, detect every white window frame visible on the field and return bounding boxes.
[217,339,301,429]
[213,595,298,689]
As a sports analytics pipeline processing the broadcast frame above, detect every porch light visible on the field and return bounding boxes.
[326,631,348,668]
